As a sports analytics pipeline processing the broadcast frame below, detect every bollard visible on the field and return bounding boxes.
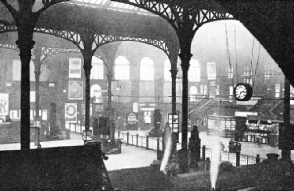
[157,138,160,160]
[146,136,149,150]
[127,132,129,145]
[236,151,240,167]
[136,134,139,147]
[256,154,260,164]
[202,145,206,160]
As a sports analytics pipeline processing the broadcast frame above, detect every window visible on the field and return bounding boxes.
[243,65,252,76]
[30,91,36,102]
[216,85,220,95]
[200,85,207,95]
[13,59,35,81]
[188,59,201,82]
[164,59,171,81]
[244,78,252,84]
[264,71,270,80]
[115,56,130,80]
[275,84,280,98]
[91,84,103,103]
[189,86,198,102]
[140,57,154,81]
[90,56,104,80]
[229,86,233,98]
[243,65,252,84]
[226,67,233,79]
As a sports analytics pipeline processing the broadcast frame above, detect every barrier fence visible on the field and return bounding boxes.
[116,131,265,167]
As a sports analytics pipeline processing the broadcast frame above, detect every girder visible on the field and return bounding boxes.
[0,43,18,51]
[41,47,81,61]
[0,23,170,57]
[0,23,17,34]
[34,28,85,49]
[110,0,233,32]
[94,34,169,56]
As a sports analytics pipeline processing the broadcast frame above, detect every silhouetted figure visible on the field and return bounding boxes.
[189,125,201,169]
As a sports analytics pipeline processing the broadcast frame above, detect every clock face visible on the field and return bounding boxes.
[235,84,247,99]
[234,83,253,101]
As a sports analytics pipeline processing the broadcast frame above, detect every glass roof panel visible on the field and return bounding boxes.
[71,0,155,16]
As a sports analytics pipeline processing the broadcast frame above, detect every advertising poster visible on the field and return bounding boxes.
[69,58,81,78]
[0,93,9,116]
[207,62,216,80]
[69,81,83,100]
[65,103,77,122]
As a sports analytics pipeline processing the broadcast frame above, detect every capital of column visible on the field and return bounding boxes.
[16,39,35,51]
[83,64,92,77]
[169,68,178,78]
[179,52,193,72]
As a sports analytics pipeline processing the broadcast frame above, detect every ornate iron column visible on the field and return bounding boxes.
[0,0,68,150]
[32,43,42,122]
[100,44,121,140]
[107,72,113,138]
[80,33,96,132]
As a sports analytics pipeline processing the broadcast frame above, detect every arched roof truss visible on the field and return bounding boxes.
[0,24,170,58]
[109,0,233,32]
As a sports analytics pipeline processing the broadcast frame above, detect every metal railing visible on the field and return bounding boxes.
[117,131,265,167]
[66,123,93,134]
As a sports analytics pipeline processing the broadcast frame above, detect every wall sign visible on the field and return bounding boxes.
[65,103,77,122]
[0,93,9,116]
[69,81,83,100]
[69,58,81,78]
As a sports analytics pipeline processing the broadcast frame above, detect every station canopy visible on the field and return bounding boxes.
[0,0,179,54]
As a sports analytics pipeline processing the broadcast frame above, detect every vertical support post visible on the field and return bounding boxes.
[136,134,139,147]
[170,62,178,157]
[131,135,134,145]
[282,77,291,161]
[157,137,160,160]
[127,132,129,145]
[17,37,35,151]
[107,73,113,139]
[80,33,95,133]
[118,131,120,138]
[146,136,149,150]
[236,151,240,167]
[202,145,206,160]
[256,154,260,164]
[179,46,192,173]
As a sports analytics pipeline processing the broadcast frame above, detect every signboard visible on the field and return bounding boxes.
[69,58,81,78]
[127,112,137,123]
[65,103,77,122]
[235,111,258,117]
[207,116,236,132]
[69,81,83,100]
[207,62,216,80]
[0,93,9,116]
[168,113,179,132]
[144,111,151,124]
